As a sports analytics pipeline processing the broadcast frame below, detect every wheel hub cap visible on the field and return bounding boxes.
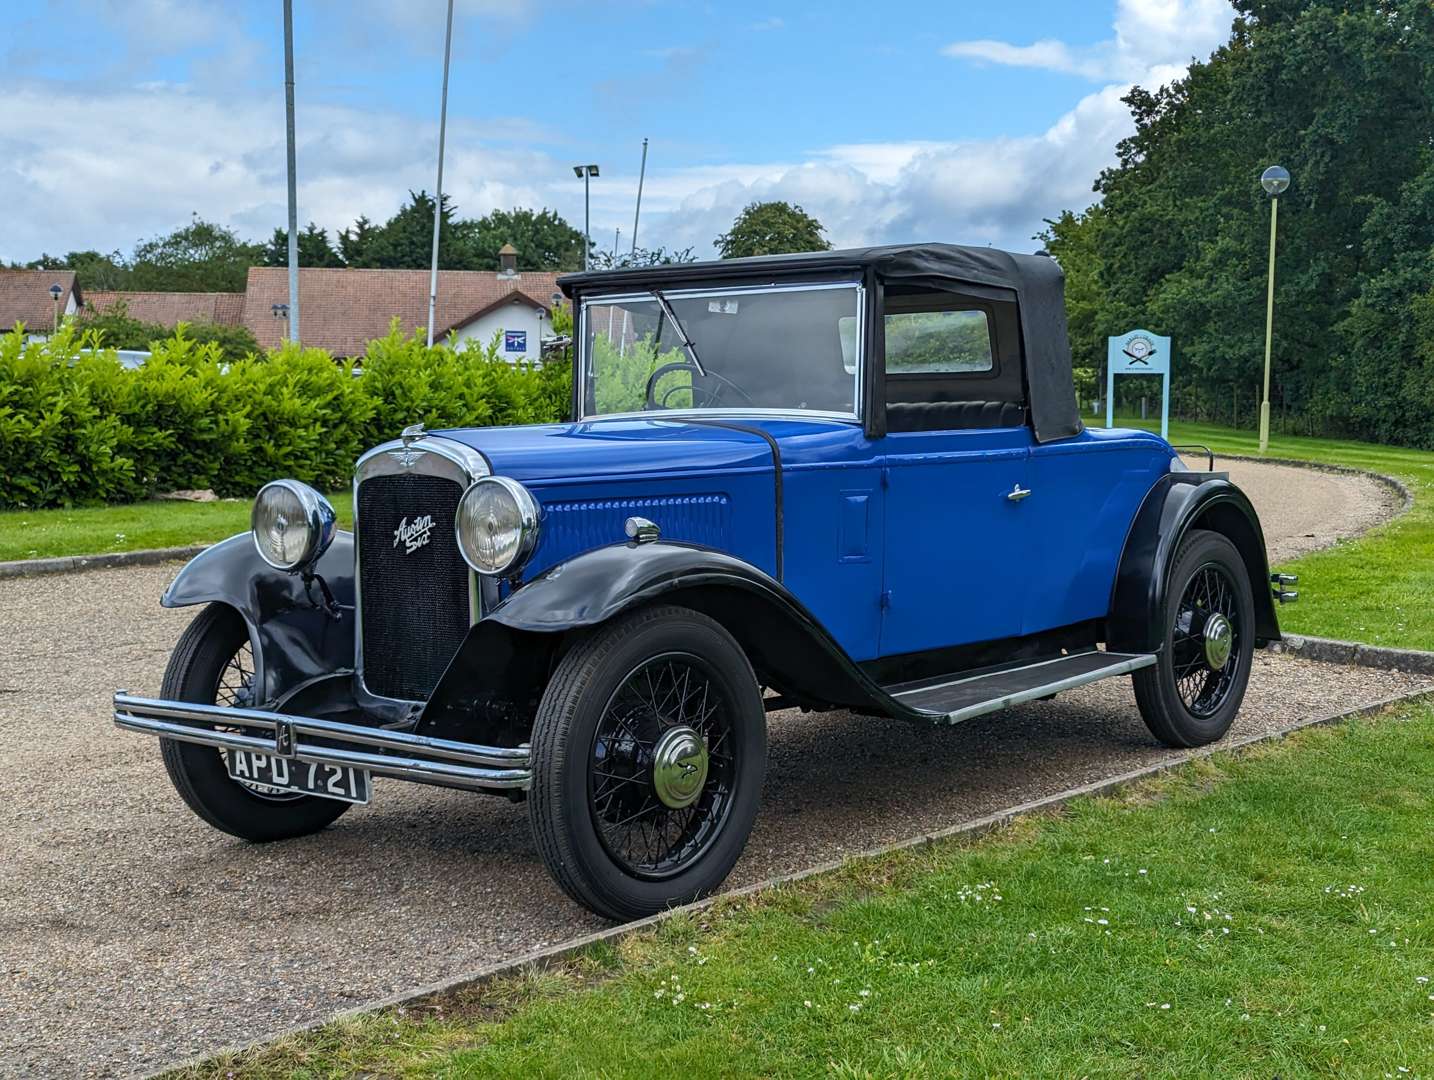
[652,726,709,809]
[1203,612,1234,670]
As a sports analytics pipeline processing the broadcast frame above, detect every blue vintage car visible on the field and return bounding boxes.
[114,244,1295,919]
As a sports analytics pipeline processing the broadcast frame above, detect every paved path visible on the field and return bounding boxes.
[0,459,1412,1077]
[1213,456,1401,563]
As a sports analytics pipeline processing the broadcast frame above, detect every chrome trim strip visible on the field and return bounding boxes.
[577,280,865,423]
[577,407,862,424]
[351,433,489,707]
[113,692,530,791]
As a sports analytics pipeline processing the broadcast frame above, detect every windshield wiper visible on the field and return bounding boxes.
[651,289,706,377]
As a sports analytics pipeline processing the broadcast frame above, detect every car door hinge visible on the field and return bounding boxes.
[880,590,892,611]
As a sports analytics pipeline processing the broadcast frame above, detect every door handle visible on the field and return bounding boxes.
[1006,484,1032,503]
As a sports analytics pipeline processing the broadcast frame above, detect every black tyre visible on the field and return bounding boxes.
[528,605,767,921]
[158,604,350,841]
[1134,529,1256,748]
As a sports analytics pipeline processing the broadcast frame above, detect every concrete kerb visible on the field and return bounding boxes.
[148,680,1434,1079]
[0,544,207,580]
[1267,634,1434,676]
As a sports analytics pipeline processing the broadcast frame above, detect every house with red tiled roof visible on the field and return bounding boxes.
[0,269,82,335]
[242,248,564,360]
[84,290,245,327]
[10,247,567,360]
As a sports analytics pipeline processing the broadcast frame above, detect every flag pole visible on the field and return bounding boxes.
[426,0,455,348]
[282,0,300,343]
[630,137,648,255]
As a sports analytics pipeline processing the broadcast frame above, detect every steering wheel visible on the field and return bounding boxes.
[643,361,753,411]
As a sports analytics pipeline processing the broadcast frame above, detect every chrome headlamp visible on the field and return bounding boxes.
[455,476,540,576]
[250,479,337,572]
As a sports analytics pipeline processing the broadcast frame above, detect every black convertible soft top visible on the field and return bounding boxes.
[560,243,1083,444]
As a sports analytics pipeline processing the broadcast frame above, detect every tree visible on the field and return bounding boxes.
[18,250,130,290]
[470,208,586,271]
[1065,0,1434,443]
[715,201,831,258]
[364,191,480,270]
[128,214,264,292]
[1037,207,1109,376]
[263,222,343,268]
[338,215,381,266]
[589,245,698,270]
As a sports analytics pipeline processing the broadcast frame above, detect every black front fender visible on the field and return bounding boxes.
[1108,474,1280,653]
[162,532,355,704]
[417,541,913,741]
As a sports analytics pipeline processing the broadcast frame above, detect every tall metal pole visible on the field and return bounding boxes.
[583,171,591,271]
[1259,195,1279,454]
[630,137,648,255]
[283,0,300,343]
[426,0,455,349]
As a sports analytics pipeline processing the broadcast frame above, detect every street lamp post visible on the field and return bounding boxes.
[573,164,599,270]
[49,283,63,334]
[1258,164,1290,455]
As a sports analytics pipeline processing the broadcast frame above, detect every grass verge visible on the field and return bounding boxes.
[173,699,1434,1079]
[0,494,353,562]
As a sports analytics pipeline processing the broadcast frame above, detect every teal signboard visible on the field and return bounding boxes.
[1106,329,1171,439]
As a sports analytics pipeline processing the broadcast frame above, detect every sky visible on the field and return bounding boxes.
[0,0,1238,266]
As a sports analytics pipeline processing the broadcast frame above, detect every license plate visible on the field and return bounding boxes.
[225,751,370,804]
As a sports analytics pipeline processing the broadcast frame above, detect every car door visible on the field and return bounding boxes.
[872,293,1034,657]
[876,426,1032,656]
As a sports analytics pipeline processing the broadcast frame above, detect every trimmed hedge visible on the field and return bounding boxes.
[0,322,571,509]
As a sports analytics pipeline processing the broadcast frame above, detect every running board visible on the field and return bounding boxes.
[885,650,1156,724]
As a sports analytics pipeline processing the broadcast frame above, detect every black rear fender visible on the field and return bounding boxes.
[1108,474,1280,653]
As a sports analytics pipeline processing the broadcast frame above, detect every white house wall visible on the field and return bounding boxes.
[450,304,549,363]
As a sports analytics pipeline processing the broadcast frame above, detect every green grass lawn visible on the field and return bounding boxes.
[0,493,353,562]
[172,700,1434,1079]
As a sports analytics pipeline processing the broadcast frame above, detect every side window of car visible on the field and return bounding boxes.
[882,289,1026,434]
[885,309,993,374]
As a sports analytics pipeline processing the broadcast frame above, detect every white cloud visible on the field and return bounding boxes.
[944,0,1233,82]
[0,81,562,261]
[942,39,1108,80]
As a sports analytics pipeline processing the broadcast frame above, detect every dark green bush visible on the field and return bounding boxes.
[77,300,261,363]
[0,322,572,509]
[0,326,136,506]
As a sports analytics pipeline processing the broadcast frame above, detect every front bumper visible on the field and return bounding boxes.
[113,692,531,791]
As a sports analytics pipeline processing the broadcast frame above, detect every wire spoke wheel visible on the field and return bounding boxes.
[211,639,299,802]
[1170,563,1241,719]
[588,652,736,879]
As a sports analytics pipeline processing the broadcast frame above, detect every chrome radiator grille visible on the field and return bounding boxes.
[356,472,471,701]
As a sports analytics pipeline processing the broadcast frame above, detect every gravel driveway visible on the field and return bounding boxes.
[0,458,1414,1078]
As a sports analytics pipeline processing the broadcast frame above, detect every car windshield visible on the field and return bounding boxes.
[579,282,862,418]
